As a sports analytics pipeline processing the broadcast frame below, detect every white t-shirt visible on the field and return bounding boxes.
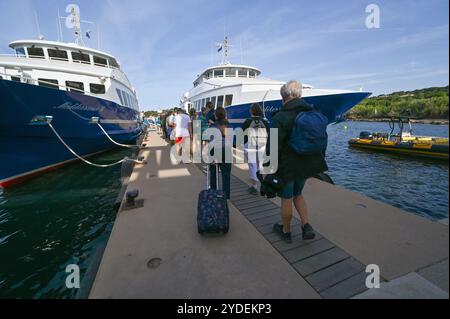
[174,113,191,138]
[167,114,175,127]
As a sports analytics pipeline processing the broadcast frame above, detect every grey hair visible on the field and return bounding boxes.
[280,80,302,100]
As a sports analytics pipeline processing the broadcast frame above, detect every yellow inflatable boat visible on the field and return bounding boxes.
[348,118,449,160]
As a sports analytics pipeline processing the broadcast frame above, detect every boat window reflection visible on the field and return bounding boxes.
[116,88,124,105]
[15,48,26,57]
[66,80,84,93]
[224,94,233,107]
[90,83,106,94]
[93,56,107,67]
[225,68,235,77]
[71,51,91,64]
[238,69,248,78]
[48,49,68,61]
[214,70,224,78]
[38,78,59,89]
[27,47,45,59]
[217,95,224,108]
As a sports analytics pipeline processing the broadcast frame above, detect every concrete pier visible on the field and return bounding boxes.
[89,132,449,299]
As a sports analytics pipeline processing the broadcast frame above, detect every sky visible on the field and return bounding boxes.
[0,0,448,111]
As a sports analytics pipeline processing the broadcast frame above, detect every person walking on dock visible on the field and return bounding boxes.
[241,103,270,195]
[208,106,232,199]
[161,112,167,139]
[271,80,328,243]
[167,110,176,145]
[189,108,198,160]
[174,108,192,158]
[205,101,217,126]
[199,106,210,146]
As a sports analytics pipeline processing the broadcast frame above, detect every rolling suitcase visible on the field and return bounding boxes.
[197,164,229,234]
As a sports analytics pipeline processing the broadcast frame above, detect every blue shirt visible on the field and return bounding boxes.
[206,109,216,125]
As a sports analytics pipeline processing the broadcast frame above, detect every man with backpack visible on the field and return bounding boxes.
[241,103,270,195]
[271,80,328,243]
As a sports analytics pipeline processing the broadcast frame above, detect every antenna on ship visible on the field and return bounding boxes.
[34,12,45,40]
[216,36,232,65]
[57,8,64,42]
[60,4,98,47]
[65,4,84,45]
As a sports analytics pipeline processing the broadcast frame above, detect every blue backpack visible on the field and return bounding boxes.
[290,110,328,155]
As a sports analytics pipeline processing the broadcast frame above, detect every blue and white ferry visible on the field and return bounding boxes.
[181,37,371,127]
[0,5,141,188]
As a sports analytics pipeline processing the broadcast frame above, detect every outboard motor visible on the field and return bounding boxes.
[359,131,373,139]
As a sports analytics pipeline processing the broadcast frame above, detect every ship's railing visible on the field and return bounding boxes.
[0,54,121,71]
[0,70,94,96]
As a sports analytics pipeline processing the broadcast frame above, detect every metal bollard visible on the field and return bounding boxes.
[126,189,139,205]
[122,189,144,211]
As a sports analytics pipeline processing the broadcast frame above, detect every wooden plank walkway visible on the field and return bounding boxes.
[198,164,370,299]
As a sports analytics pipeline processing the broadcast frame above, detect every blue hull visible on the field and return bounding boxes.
[0,79,141,187]
[225,91,371,128]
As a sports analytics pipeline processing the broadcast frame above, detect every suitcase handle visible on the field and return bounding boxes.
[206,164,220,190]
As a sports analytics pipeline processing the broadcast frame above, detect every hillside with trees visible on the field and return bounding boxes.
[347,86,449,120]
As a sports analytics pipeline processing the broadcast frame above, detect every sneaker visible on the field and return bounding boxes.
[273,224,292,244]
[302,224,316,240]
[248,186,259,195]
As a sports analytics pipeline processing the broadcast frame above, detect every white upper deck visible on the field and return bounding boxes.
[8,39,121,69]
[194,64,262,86]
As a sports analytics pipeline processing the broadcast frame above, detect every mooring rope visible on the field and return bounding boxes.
[96,122,139,149]
[47,122,144,168]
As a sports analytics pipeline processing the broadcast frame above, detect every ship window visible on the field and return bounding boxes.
[129,94,133,107]
[128,94,132,107]
[238,69,248,78]
[214,70,224,78]
[224,95,233,107]
[109,58,120,68]
[15,48,26,57]
[226,68,235,77]
[71,51,91,64]
[66,81,84,93]
[93,56,108,67]
[38,78,59,89]
[124,93,131,107]
[90,83,106,94]
[122,92,128,106]
[48,49,68,61]
[27,47,45,59]
[249,70,256,78]
[116,89,124,105]
[217,95,224,108]
[210,96,216,107]
[11,76,21,82]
